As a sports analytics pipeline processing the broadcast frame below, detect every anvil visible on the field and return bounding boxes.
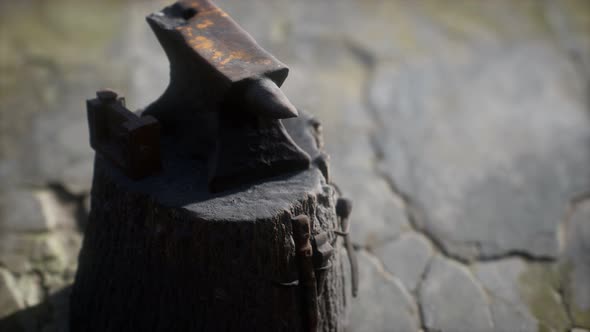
[143,0,311,192]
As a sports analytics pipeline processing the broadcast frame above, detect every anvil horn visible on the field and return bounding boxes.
[241,78,299,119]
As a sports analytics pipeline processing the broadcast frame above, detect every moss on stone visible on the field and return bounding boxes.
[518,263,570,332]
[560,262,590,328]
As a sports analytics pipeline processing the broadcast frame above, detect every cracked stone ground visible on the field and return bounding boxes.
[1,0,589,331]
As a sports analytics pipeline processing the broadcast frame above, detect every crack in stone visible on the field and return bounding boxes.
[415,255,434,332]
[553,284,574,330]
[374,146,560,265]
[462,265,497,331]
[344,35,484,266]
[366,229,438,331]
[348,25,586,264]
[353,231,406,251]
[355,52,563,264]
[361,248,423,329]
[375,166,485,265]
[344,31,576,331]
[481,288,500,332]
[473,255,576,331]
[360,248,396,283]
[557,191,590,328]
[476,250,555,263]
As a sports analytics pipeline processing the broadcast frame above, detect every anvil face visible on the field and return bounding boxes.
[173,0,288,86]
[152,0,289,86]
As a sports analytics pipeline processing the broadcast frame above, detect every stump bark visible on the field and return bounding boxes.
[69,113,348,331]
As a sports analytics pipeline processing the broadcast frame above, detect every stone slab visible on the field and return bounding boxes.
[375,232,433,292]
[419,256,494,332]
[349,251,419,332]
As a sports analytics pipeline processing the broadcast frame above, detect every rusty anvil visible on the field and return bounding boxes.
[144,0,311,192]
[87,0,312,192]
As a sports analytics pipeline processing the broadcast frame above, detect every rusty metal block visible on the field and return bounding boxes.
[87,89,162,180]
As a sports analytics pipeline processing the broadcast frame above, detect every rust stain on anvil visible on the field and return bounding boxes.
[169,0,287,85]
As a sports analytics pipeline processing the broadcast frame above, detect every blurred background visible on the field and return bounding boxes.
[1,0,589,331]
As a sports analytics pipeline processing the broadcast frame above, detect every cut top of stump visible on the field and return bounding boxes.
[97,112,327,222]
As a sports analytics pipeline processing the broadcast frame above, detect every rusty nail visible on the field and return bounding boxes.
[312,231,334,297]
[291,214,319,332]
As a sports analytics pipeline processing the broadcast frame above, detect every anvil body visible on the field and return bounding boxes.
[142,0,311,192]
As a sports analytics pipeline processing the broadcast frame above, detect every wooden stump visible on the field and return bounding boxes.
[69,113,348,331]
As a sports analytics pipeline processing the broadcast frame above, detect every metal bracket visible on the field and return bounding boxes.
[87,89,162,179]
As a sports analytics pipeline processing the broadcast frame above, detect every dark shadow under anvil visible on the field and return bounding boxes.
[142,0,311,192]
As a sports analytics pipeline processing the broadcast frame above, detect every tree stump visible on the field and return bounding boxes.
[69,113,349,331]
